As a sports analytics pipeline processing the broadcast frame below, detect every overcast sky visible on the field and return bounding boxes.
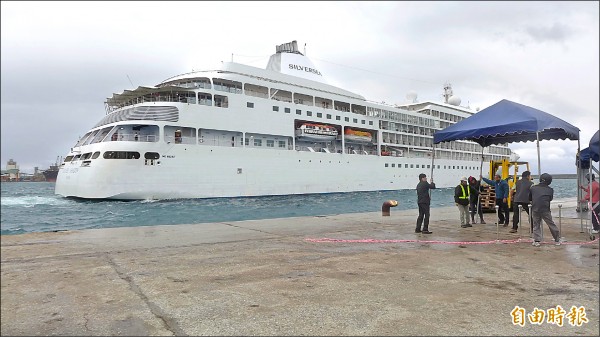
[2,1,598,175]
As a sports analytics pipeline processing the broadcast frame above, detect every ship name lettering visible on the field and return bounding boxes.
[162,155,175,158]
[289,64,322,76]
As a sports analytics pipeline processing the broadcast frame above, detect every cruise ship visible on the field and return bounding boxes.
[55,41,513,200]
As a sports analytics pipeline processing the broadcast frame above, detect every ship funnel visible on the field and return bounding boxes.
[266,40,328,84]
[276,40,301,55]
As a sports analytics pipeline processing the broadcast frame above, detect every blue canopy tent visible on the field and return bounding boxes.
[433,99,580,178]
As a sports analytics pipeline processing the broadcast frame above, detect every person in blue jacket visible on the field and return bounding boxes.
[481,174,510,226]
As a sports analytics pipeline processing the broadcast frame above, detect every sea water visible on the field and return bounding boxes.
[0,179,579,235]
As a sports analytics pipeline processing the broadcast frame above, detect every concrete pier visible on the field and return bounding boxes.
[1,201,598,336]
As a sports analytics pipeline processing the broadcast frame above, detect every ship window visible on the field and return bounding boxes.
[361,120,365,124]
[73,154,81,161]
[91,152,101,159]
[410,164,414,168]
[285,107,290,113]
[307,111,312,116]
[254,139,262,146]
[244,83,268,98]
[317,112,322,118]
[385,163,389,167]
[296,109,301,115]
[266,140,274,147]
[353,118,358,123]
[391,163,395,167]
[270,88,292,102]
[144,152,160,160]
[198,92,212,106]
[214,95,228,108]
[405,164,408,168]
[326,114,331,119]
[294,92,313,106]
[103,151,140,159]
[164,126,196,144]
[247,102,254,108]
[344,117,349,122]
[278,141,286,148]
[81,152,92,160]
[273,106,279,112]
[437,165,440,169]
[64,155,74,162]
[369,121,373,125]
[336,116,341,121]
[213,78,242,94]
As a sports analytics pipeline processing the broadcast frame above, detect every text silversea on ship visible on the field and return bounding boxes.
[55,41,515,200]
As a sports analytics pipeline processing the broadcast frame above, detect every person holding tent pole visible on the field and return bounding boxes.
[481,174,510,227]
[468,176,485,224]
[415,173,436,234]
[510,171,533,233]
[529,173,561,246]
[580,174,599,234]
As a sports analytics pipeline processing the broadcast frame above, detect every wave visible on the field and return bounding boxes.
[0,196,72,207]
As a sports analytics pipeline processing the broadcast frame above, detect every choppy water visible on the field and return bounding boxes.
[1,179,578,235]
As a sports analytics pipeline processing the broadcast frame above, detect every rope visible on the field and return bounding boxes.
[305,237,599,245]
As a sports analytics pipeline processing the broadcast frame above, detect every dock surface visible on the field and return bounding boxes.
[1,201,598,336]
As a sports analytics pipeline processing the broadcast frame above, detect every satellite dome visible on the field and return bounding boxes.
[406,90,418,103]
[448,96,461,106]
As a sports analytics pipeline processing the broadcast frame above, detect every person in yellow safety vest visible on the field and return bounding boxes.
[455,176,472,228]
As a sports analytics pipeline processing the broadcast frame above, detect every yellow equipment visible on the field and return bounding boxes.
[480,159,531,211]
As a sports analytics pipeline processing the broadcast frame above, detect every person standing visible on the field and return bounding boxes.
[415,173,436,234]
[468,176,486,224]
[580,174,599,234]
[510,171,533,233]
[482,174,510,227]
[529,173,561,246]
[455,176,471,228]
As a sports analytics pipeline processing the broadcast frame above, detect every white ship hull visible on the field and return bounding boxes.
[55,40,508,200]
[56,143,485,199]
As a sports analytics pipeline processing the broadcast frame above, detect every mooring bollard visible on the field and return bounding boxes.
[518,204,523,239]
[382,200,398,216]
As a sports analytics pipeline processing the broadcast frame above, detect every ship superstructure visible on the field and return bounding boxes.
[55,41,512,200]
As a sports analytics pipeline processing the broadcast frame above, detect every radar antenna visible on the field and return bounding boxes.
[443,83,453,104]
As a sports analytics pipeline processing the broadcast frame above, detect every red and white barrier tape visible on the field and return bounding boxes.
[305,237,599,245]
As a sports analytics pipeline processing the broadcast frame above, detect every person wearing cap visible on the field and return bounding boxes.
[415,173,436,234]
[580,174,599,234]
[454,176,471,228]
[481,174,510,227]
[529,173,561,246]
[510,171,533,233]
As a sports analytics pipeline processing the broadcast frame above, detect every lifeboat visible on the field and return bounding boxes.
[295,123,338,141]
[344,128,372,143]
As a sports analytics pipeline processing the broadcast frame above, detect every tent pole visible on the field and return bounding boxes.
[430,143,436,199]
[476,146,485,220]
[430,144,436,181]
[536,131,541,178]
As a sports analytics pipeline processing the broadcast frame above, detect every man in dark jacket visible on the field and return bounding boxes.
[468,176,486,224]
[529,173,561,246]
[455,176,471,228]
[510,171,534,233]
[415,173,436,234]
[482,174,510,226]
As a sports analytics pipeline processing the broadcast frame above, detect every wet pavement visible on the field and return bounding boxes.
[1,200,598,336]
